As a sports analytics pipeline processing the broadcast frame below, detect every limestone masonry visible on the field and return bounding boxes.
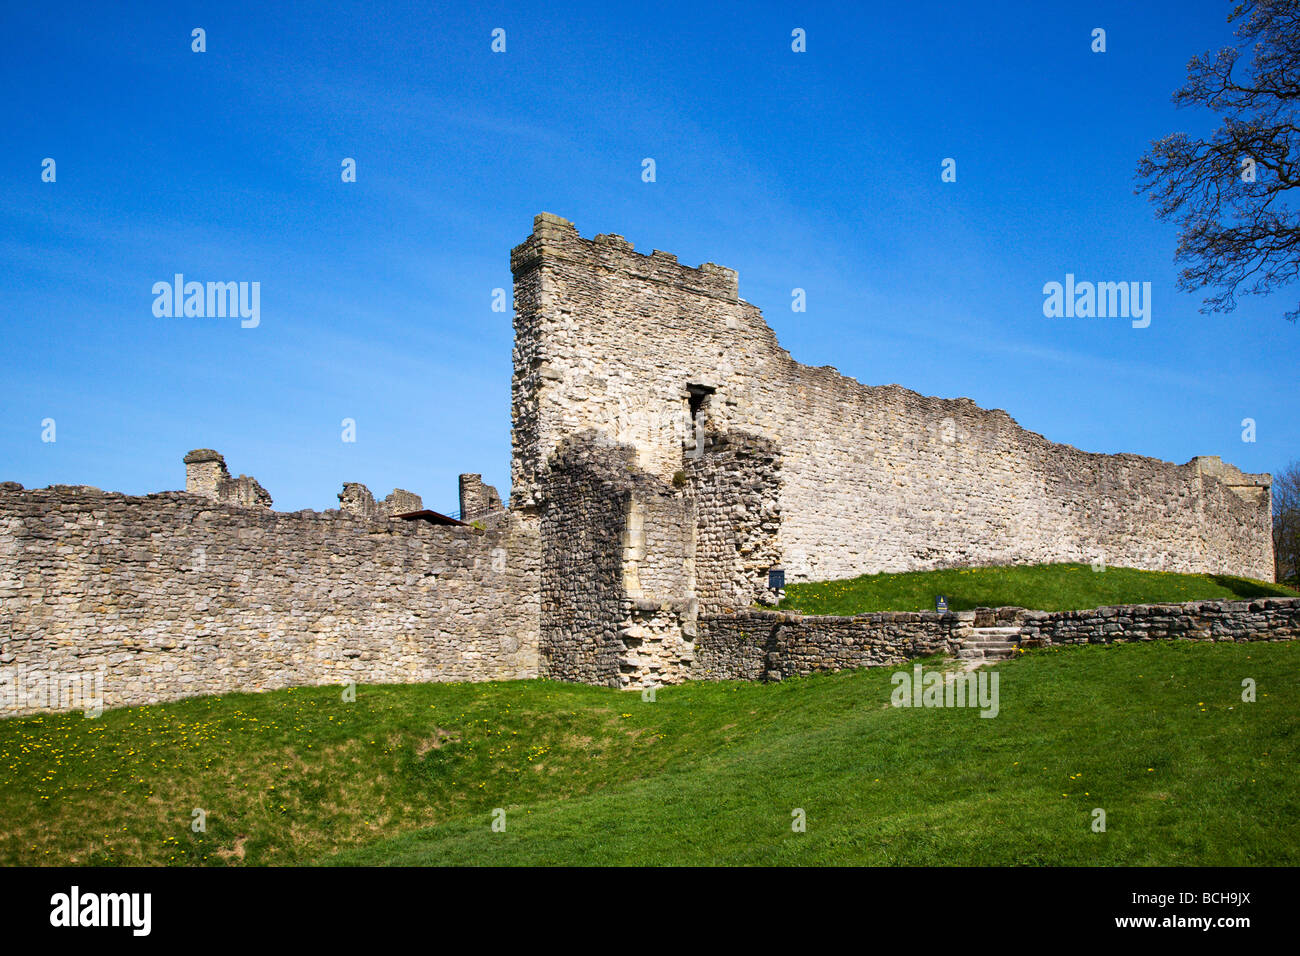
[0,212,1283,714]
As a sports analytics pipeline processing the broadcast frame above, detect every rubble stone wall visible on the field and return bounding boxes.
[694,598,1300,682]
[0,483,539,716]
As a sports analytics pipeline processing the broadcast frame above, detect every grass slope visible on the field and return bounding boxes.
[777,563,1297,615]
[2,642,1297,866]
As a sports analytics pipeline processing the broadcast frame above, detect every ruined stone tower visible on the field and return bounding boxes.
[509,212,1274,686]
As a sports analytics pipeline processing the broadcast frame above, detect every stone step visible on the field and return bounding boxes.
[957,625,1021,660]
[960,651,1017,661]
[959,614,1023,658]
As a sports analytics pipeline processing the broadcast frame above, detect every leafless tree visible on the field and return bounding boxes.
[1136,1,1300,321]
[1275,460,1300,584]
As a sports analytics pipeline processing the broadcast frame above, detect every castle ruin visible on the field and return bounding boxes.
[0,213,1279,714]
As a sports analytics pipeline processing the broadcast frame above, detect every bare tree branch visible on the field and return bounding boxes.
[1136,0,1300,321]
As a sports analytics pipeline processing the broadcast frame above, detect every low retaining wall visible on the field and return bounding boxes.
[694,609,963,681]
[1017,597,1300,647]
[695,598,1300,681]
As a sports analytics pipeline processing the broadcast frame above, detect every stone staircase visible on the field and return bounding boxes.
[956,625,1022,662]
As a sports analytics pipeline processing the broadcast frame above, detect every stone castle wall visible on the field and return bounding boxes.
[458,474,504,522]
[685,431,782,611]
[0,213,1283,715]
[538,432,699,687]
[535,424,793,687]
[0,482,539,717]
[337,482,424,519]
[538,434,639,685]
[183,448,272,508]
[509,213,1274,585]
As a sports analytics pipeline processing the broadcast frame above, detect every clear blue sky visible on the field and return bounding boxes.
[2,0,1295,513]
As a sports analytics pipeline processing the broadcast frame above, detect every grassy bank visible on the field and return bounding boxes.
[2,640,1296,866]
[777,563,1296,615]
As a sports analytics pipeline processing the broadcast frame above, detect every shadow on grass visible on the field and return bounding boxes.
[1207,574,1298,598]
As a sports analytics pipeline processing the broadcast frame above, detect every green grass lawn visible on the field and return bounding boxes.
[777,562,1298,615]
[2,640,1297,866]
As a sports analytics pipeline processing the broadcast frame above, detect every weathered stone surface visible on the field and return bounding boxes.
[184,448,272,508]
[338,482,424,519]
[694,598,1299,681]
[509,213,1274,584]
[0,481,539,716]
[458,475,503,522]
[538,431,689,686]
[1018,597,1299,646]
[0,214,1283,713]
